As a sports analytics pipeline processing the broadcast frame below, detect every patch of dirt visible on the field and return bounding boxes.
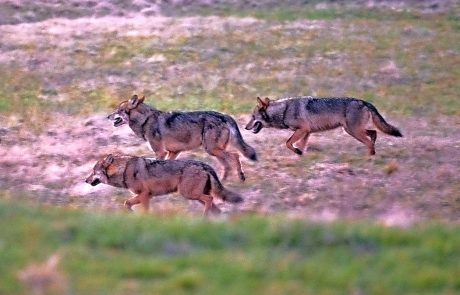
[1,113,459,224]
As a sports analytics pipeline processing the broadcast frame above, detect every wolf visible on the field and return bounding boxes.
[245,96,402,156]
[85,154,243,215]
[107,95,257,181]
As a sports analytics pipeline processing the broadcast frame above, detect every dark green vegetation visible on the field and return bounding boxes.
[1,200,459,295]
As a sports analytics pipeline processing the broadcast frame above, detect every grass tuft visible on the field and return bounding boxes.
[1,200,459,294]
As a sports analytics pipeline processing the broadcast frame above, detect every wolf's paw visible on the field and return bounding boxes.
[239,172,246,182]
[294,148,303,156]
[124,201,134,212]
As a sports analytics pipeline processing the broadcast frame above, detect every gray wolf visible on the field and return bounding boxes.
[85,154,243,215]
[108,95,257,181]
[245,96,402,156]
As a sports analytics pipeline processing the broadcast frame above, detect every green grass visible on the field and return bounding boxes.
[191,6,424,22]
[1,199,459,295]
[0,6,459,123]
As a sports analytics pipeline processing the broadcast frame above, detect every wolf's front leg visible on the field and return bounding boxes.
[124,195,141,211]
[124,193,150,212]
[166,151,181,160]
[155,151,168,160]
[138,192,151,213]
[286,129,308,155]
[147,139,168,159]
[295,132,310,153]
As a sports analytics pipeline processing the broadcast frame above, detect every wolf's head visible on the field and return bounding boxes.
[85,154,115,186]
[107,95,145,127]
[245,97,271,134]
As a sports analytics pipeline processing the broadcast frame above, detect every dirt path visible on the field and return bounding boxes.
[1,113,458,225]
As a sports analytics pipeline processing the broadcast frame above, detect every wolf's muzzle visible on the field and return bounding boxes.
[85,176,101,186]
[113,117,123,127]
[90,179,101,186]
[251,121,263,134]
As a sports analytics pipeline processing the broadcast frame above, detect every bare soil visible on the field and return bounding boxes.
[1,113,459,225]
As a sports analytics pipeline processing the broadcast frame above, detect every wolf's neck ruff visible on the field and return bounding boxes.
[265,102,290,129]
[128,105,161,140]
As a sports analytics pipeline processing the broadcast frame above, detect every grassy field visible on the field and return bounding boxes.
[1,3,460,122]
[1,2,460,294]
[1,199,459,295]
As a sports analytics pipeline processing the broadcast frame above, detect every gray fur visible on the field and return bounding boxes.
[246,96,402,156]
[85,154,243,215]
[108,95,257,181]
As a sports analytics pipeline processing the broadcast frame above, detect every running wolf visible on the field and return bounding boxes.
[245,96,402,156]
[108,95,257,181]
[85,154,243,215]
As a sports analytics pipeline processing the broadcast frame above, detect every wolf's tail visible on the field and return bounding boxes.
[208,169,243,203]
[226,116,257,161]
[364,101,403,137]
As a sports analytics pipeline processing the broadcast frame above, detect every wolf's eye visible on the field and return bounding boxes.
[261,111,269,121]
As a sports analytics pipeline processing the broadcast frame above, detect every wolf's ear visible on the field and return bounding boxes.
[256,96,265,108]
[264,97,270,105]
[128,95,139,106]
[104,154,114,165]
[257,96,268,110]
[139,96,145,103]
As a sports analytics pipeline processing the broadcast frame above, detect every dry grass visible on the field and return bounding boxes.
[0,6,459,224]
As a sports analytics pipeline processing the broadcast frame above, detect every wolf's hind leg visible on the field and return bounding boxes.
[209,150,233,181]
[366,129,377,144]
[286,129,307,155]
[203,127,238,181]
[229,152,245,181]
[345,128,376,155]
[209,150,244,181]
[198,200,221,215]
[199,195,214,216]
[178,175,215,216]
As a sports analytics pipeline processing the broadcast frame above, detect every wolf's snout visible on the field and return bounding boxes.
[245,121,262,133]
[85,176,101,186]
[90,179,101,186]
[85,174,100,186]
[244,121,254,130]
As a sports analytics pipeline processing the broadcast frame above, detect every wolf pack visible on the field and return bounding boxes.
[85,94,402,216]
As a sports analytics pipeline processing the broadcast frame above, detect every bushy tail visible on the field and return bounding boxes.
[208,170,243,203]
[364,101,403,137]
[226,116,257,161]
